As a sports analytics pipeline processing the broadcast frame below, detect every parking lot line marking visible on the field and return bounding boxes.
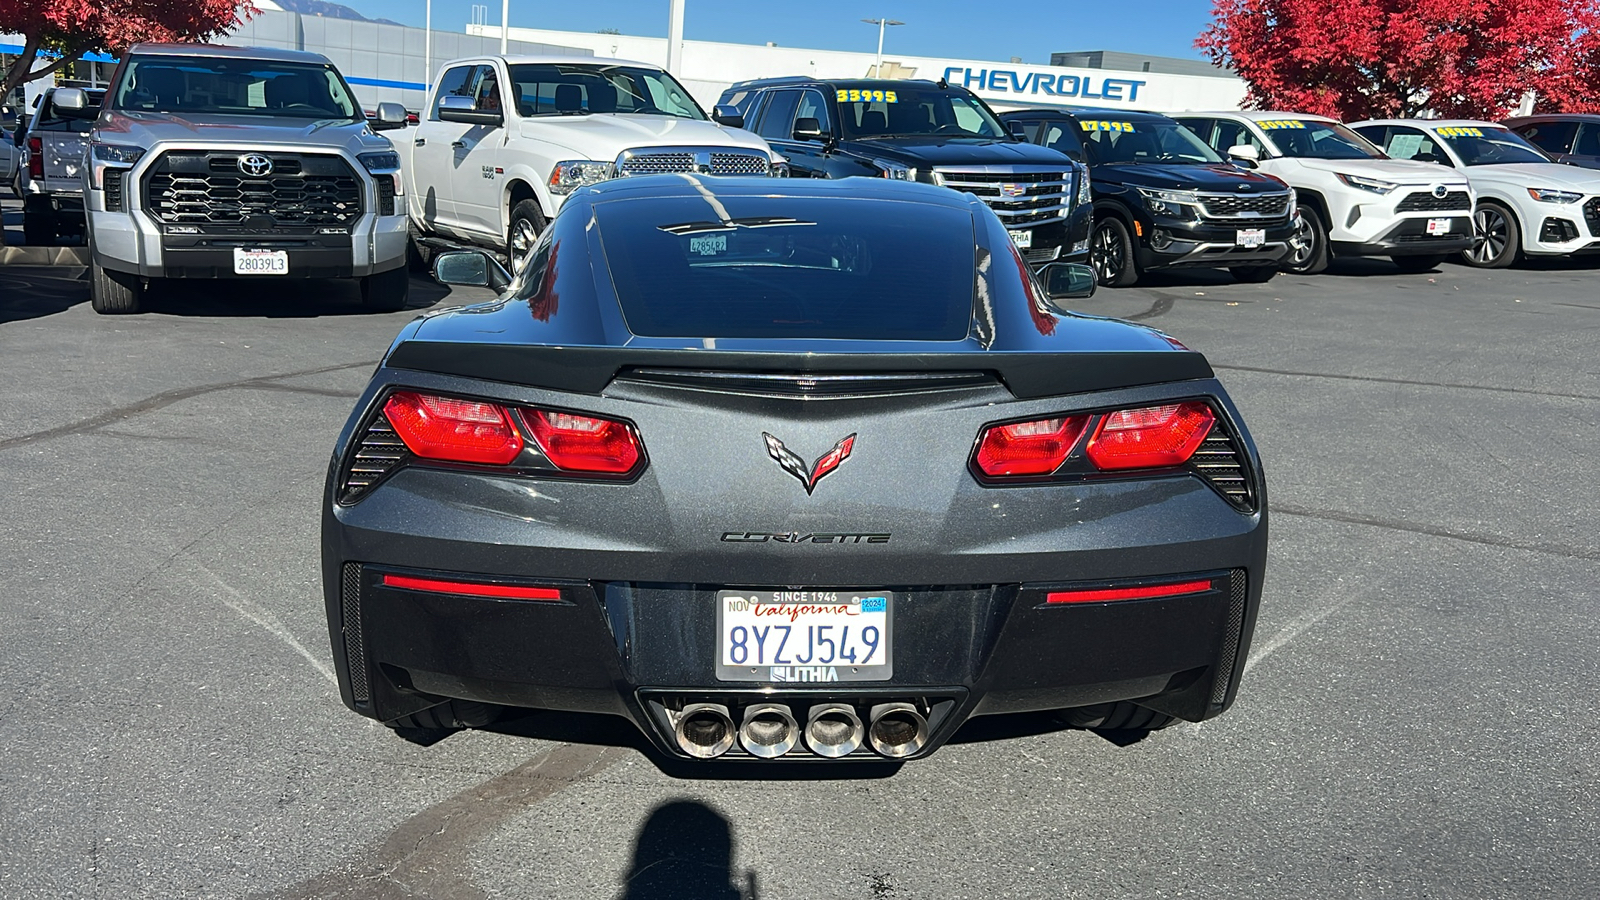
[195,563,337,686]
[1214,363,1600,402]
[1274,503,1600,563]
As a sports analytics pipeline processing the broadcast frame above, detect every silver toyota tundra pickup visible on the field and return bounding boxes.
[77,44,410,314]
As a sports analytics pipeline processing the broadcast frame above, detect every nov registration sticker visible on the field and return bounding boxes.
[715,590,893,682]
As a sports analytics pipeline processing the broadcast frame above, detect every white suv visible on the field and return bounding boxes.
[1177,112,1474,273]
[1352,119,1600,268]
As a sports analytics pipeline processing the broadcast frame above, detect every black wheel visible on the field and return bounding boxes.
[22,210,53,246]
[1391,254,1447,273]
[89,257,145,314]
[1282,207,1328,274]
[1061,702,1176,732]
[1229,265,1277,283]
[1463,202,1519,268]
[1089,215,1139,287]
[386,700,502,732]
[359,266,410,312]
[507,198,547,273]
[406,222,434,275]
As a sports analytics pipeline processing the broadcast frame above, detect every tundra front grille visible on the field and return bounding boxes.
[143,151,363,226]
[934,168,1073,226]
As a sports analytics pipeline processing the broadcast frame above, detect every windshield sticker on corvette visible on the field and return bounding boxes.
[836,89,897,103]
[1436,126,1485,137]
[1258,119,1307,130]
[1080,120,1135,132]
[689,234,728,256]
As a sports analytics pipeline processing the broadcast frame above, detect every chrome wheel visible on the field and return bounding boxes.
[508,216,540,271]
[1287,215,1316,267]
[1091,222,1125,284]
[1468,207,1508,265]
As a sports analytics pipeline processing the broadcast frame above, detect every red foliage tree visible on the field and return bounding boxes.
[0,0,253,102]
[1197,0,1600,120]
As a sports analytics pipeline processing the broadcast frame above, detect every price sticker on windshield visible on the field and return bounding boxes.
[1258,119,1307,130]
[836,89,897,104]
[1436,126,1485,138]
[1080,120,1135,133]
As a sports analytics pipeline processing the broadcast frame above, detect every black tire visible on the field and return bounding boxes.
[506,198,547,273]
[387,700,502,732]
[359,266,410,312]
[89,258,145,314]
[1391,254,1447,273]
[1462,201,1520,269]
[22,210,53,246]
[1061,702,1176,732]
[1229,265,1278,283]
[406,222,434,275]
[1282,207,1329,275]
[1089,215,1139,287]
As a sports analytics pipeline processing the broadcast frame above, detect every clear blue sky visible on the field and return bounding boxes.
[334,0,1218,65]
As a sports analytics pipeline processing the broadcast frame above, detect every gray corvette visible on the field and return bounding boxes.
[321,175,1267,763]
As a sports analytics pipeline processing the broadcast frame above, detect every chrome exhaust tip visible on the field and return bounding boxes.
[867,702,929,759]
[738,703,799,759]
[673,703,736,759]
[804,703,864,758]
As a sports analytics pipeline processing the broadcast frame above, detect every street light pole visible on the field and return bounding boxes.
[501,0,510,53]
[861,18,905,77]
[424,0,432,93]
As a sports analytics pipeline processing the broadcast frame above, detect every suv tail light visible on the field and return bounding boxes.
[1085,402,1214,470]
[974,416,1090,477]
[383,391,523,465]
[526,409,642,475]
[27,136,42,179]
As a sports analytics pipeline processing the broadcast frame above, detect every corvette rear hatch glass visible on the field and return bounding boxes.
[596,196,975,340]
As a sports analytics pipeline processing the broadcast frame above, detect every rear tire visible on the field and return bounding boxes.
[1462,201,1519,268]
[1089,215,1140,287]
[1229,265,1277,283]
[89,258,145,314]
[1061,702,1177,732]
[386,700,502,732]
[1391,254,1447,273]
[1282,207,1329,275]
[406,222,434,275]
[506,198,547,273]
[22,209,53,246]
[359,266,410,312]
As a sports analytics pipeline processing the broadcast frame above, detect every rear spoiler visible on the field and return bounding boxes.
[384,343,1214,399]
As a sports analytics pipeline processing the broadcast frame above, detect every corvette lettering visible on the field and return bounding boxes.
[721,532,891,543]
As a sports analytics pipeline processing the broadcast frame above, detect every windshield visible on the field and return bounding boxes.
[1259,119,1383,159]
[1077,118,1223,165]
[594,195,975,340]
[110,57,361,120]
[1433,126,1551,166]
[836,86,1006,140]
[506,64,705,119]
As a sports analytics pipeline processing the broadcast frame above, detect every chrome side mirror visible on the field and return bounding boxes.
[52,88,93,118]
[433,250,511,291]
[372,101,407,130]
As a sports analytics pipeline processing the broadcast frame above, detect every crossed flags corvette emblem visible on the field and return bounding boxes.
[763,433,856,494]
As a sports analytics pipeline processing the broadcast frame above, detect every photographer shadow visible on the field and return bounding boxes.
[617,800,756,900]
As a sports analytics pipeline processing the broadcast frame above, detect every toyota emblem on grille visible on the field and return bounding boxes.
[1432,184,1449,198]
[239,154,274,177]
[999,183,1026,198]
[764,433,856,494]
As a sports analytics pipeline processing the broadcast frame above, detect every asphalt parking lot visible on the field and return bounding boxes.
[2,249,1598,899]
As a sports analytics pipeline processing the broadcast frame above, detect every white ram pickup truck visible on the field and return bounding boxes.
[401,55,785,268]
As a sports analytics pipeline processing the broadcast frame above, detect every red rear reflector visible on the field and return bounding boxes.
[381,574,562,601]
[383,391,523,465]
[1085,401,1214,470]
[1047,579,1214,604]
[975,416,1089,477]
[526,408,641,474]
[28,137,43,179]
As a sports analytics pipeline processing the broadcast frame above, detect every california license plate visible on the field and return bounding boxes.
[1009,228,1033,249]
[233,248,289,275]
[1426,217,1452,235]
[716,590,893,682]
[1236,228,1266,248]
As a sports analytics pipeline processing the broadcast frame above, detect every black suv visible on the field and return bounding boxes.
[717,78,1092,266]
[999,108,1296,286]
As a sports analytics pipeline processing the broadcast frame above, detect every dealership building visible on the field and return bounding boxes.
[4,3,1245,117]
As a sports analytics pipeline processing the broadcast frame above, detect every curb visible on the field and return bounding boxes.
[0,246,89,266]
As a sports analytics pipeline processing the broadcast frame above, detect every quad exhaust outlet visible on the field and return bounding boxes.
[804,703,866,757]
[739,703,800,758]
[674,702,736,758]
[867,702,929,759]
[667,699,932,759]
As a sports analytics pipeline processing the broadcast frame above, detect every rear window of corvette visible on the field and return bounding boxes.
[595,195,976,340]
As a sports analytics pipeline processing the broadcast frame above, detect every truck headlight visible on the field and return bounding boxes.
[89,142,145,189]
[549,160,615,195]
[874,159,916,181]
[1527,187,1582,204]
[1075,161,1091,205]
[1136,187,1200,219]
[358,150,404,198]
[1335,173,1398,195]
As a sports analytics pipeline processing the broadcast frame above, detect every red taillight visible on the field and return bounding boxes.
[974,416,1089,477]
[1046,579,1214,604]
[1084,401,1214,470]
[383,391,523,465]
[526,408,642,475]
[27,137,42,179]
[381,574,562,601]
